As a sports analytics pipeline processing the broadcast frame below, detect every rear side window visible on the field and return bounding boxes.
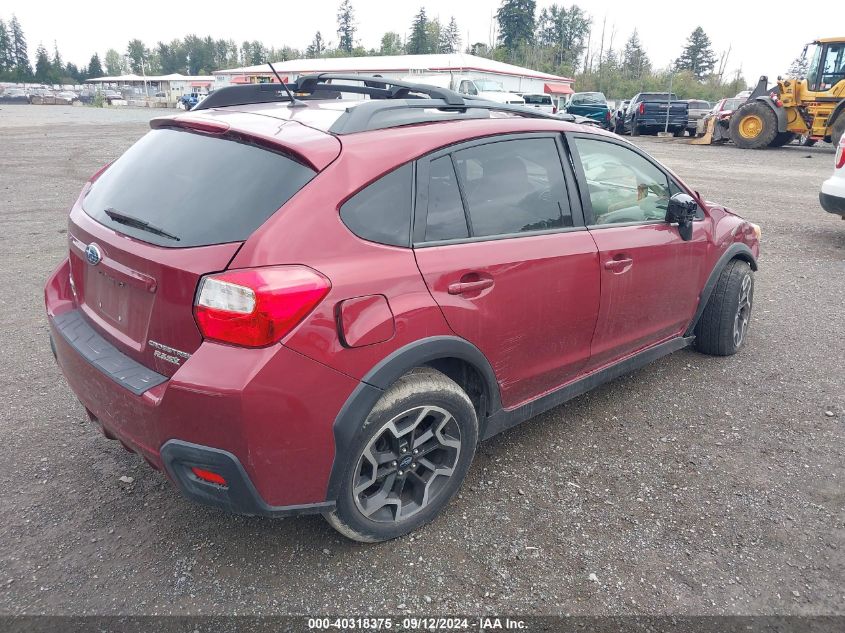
[83,128,315,248]
[452,138,573,237]
[340,164,413,247]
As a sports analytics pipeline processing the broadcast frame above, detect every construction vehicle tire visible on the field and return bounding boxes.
[730,102,778,149]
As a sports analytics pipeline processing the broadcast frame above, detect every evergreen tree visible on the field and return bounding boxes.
[495,0,536,52]
[621,29,650,79]
[64,62,81,82]
[337,0,356,54]
[9,15,32,80]
[51,41,63,78]
[87,52,103,78]
[0,19,10,74]
[34,43,52,83]
[439,17,461,54]
[407,8,431,55]
[306,32,325,58]
[675,26,717,80]
[380,32,404,55]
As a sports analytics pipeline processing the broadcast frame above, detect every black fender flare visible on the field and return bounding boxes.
[685,242,758,337]
[324,336,501,502]
[752,96,788,133]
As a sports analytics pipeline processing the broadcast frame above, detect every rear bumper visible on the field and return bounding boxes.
[820,177,845,217]
[46,258,360,515]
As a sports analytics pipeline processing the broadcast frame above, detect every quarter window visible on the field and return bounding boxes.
[451,138,573,237]
[425,157,469,241]
[573,138,673,225]
[340,163,413,247]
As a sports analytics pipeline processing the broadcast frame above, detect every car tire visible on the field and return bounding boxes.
[694,259,754,356]
[729,102,778,149]
[673,127,685,137]
[631,120,641,136]
[324,367,478,542]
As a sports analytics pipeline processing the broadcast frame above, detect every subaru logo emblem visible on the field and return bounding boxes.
[84,243,102,266]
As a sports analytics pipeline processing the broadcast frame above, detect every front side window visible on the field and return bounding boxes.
[451,138,573,237]
[821,43,845,89]
[340,164,413,247]
[573,138,673,226]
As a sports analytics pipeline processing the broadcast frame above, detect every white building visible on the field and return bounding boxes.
[214,54,574,106]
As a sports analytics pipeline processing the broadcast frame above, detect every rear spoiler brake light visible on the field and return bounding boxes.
[148,116,324,171]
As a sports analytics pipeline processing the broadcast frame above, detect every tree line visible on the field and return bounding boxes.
[1,4,747,101]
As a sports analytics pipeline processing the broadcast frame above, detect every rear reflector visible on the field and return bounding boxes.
[836,139,845,170]
[190,467,227,486]
[194,266,330,347]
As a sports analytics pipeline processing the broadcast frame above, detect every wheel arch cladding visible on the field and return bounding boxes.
[685,243,757,337]
[325,336,501,502]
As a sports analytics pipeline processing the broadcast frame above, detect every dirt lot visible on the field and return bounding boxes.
[0,105,843,616]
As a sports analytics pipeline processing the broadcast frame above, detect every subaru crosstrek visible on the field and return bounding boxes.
[45,75,761,542]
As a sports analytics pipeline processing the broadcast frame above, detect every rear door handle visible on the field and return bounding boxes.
[448,278,494,295]
[604,257,633,272]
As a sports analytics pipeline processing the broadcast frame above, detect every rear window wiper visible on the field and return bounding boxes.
[104,207,180,242]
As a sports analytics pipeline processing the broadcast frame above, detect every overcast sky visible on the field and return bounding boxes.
[4,0,839,82]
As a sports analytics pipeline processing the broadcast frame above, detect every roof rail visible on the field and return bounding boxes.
[328,98,559,134]
[193,72,563,134]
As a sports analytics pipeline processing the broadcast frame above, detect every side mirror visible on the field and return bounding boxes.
[666,192,698,241]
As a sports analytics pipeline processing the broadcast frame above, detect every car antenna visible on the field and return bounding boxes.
[268,62,305,107]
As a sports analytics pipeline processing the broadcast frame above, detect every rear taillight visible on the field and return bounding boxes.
[639,102,645,115]
[194,266,330,348]
[552,106,557,114]
[836,139,845,170]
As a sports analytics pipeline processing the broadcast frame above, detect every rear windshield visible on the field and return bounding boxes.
[83,128,316,248]
[690,100,711,109]
[571,92,607,105]
[522,94,552,105]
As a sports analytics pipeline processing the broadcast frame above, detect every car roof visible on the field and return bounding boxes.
[164,97,611,170]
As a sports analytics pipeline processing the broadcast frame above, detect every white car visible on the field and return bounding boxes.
[820,134,845,218]
[517,93,555,114]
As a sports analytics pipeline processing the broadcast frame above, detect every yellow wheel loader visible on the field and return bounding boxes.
[729,37,845,149]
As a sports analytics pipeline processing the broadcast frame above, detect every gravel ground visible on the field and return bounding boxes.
[0,105,843,616]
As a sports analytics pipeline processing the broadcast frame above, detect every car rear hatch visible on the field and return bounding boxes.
[66,116,337,378]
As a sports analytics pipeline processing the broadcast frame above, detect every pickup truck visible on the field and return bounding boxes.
[562,92,612,128]
[685,99,711,135]
[623,93,689,136]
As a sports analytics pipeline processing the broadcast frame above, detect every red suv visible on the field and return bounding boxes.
[45,75,760,542]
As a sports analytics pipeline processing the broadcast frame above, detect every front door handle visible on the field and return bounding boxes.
[448,278,494,295]
[604,257,633,273]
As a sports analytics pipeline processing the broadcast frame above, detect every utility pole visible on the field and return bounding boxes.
[664,69,673,134]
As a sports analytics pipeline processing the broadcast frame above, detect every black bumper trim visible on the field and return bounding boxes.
[51,310,167,396]
[160,440,334,518]
[820,191,845,216]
